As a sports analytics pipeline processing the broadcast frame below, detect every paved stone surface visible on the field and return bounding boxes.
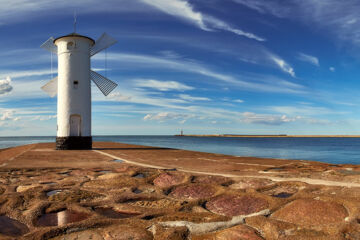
[0,142,360,239]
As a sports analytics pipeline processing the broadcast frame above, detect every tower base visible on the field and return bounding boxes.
[56,136,92,150]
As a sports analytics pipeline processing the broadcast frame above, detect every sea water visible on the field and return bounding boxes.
[1,135,360,164]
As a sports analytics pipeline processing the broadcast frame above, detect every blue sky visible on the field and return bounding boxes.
[1,0,360,136]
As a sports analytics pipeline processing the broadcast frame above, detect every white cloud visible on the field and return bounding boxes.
[0,0,144,25]
[232,0,293,17]
[159,50,183,59]
[269,55,295,77]
[0,110,20,121]
[234,99,244,103]
[242,112,300,125]
[104,52,305,94]
[140,0,265,41]
[203,15,266,41]
[0,79,52,100]
[0,0,265,43]
[135,79,194,91]
[140,0,209,30]
[32,115,57,121]
[329,67,335,72]
[107,92,132,101]
[233,0,360,47]
[178,94,210,101]
[0,69,53,80]
[0,76,13,95]
[269,105,341,116]
[297,53,319,66]
[0,49,50,68]
[98,88,191,110]
[144,112,195,122]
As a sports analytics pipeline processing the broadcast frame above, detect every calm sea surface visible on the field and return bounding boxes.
[0,136,360,164]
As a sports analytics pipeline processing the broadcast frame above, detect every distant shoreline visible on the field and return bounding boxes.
[175,134,360,138]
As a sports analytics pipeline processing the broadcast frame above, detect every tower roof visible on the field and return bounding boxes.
[54,33,95,45]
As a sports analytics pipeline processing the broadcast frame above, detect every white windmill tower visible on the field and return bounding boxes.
[40,30,118,150]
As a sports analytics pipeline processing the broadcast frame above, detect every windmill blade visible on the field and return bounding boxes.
[90,71,117,96]
[90,33,117,56]
[41,76,58,97]
[40,37,57,54]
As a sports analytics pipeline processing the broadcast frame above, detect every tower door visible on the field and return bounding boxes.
[70,115,81,136]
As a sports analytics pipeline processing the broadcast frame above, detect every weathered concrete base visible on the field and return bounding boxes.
[56,136,92,150]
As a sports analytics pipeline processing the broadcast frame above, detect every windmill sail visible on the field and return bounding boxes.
[90,70,117,96]
[41,76,58,97]
[90,33,117,56]
[40,37,57,54]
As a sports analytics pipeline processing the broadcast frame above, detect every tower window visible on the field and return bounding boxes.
[67,41,74,50]
[73,80,79,89]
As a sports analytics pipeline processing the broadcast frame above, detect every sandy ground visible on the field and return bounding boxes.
[0,142,360,239]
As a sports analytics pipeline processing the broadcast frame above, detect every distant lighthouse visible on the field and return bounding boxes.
[40,32,118,150]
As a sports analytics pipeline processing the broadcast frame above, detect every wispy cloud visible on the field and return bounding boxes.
[0,69,53,80]
[297,53,319,66]
[141,108,321,127]
[140,0,265,41]
[329,67,335,72]
[107,92,132,101]
[0,110,20,121]
[104,52,305,94]
[134,79,194,91]
[31,115,56,121]
[144,112,195,122]
[0,77,13,95]
[269,105,343,116]
[102,89,191,110]
[0,79,53,100]
[242,112,300,125]
[0,0,265,42]
[140,0,208,31]
[233,0,360,47]
[269,54,295,77]
[232,0,292,18]
[0,0,144,25]
[234,99,244,103]
[178,94,210,101]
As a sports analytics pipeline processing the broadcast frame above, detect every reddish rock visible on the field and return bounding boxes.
[271,199,348,227]
[170,184,217,200]
[216,225,263,240]
[153,172,188,188]
[152,225,189,240]
[229,178,273,190]
[50,230,103,240]
[193,225,263,240]
[69,169,89,177]
[114,166,131,173]
[206,195,268,216]
[192,175,233,186]
[103,226,153,240]
[259,183,303,198]
[16,184,40,192]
